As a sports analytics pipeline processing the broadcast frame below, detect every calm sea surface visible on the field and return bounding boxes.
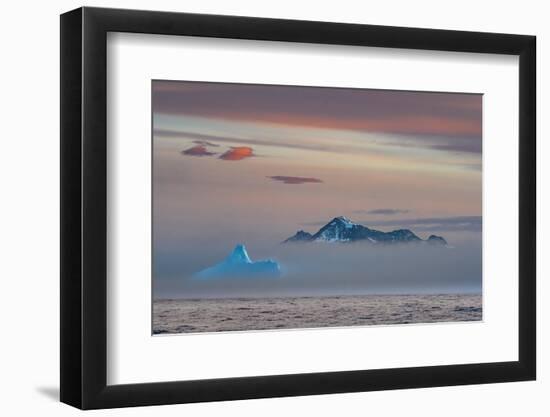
[153,294,482,334]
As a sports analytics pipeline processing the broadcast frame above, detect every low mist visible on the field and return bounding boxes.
[154,239,482,299]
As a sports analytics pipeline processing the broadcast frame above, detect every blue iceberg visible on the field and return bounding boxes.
[193,244,281,280]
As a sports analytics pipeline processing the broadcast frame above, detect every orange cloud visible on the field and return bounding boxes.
[219,147,254,161]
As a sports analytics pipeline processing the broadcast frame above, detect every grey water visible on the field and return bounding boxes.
[153,293,482,334]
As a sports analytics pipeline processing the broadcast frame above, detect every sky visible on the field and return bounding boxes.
[152,80,482,299]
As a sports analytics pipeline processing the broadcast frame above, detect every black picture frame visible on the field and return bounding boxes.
[60,6,536,410]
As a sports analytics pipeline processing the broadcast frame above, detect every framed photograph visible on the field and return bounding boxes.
[60,7,536,409]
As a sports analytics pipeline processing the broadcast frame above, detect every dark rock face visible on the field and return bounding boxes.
[283,216,447,246]
[283,230,313,243]
[426,235,448,246]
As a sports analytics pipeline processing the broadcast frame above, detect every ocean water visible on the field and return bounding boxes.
[153,294,482,334]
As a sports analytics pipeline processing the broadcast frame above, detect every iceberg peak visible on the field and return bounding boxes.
[226,244,252,264]
[194,244,281,280]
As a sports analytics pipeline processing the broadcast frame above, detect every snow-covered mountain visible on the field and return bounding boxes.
[283,216,447,246]
[193,244,281,279]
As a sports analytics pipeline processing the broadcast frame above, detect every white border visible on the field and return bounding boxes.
[107,33,518,385]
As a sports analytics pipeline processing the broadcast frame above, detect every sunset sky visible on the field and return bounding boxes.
[152,80,482,297]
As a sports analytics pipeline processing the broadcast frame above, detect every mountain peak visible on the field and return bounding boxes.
[427,235,448,246]
[283,216,447,246]
[333,216,354,225]
[283,230,313,243]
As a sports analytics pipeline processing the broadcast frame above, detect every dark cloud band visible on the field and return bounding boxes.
[268,176,323,185]
[303,216,481,232]
[153,80,482,144]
